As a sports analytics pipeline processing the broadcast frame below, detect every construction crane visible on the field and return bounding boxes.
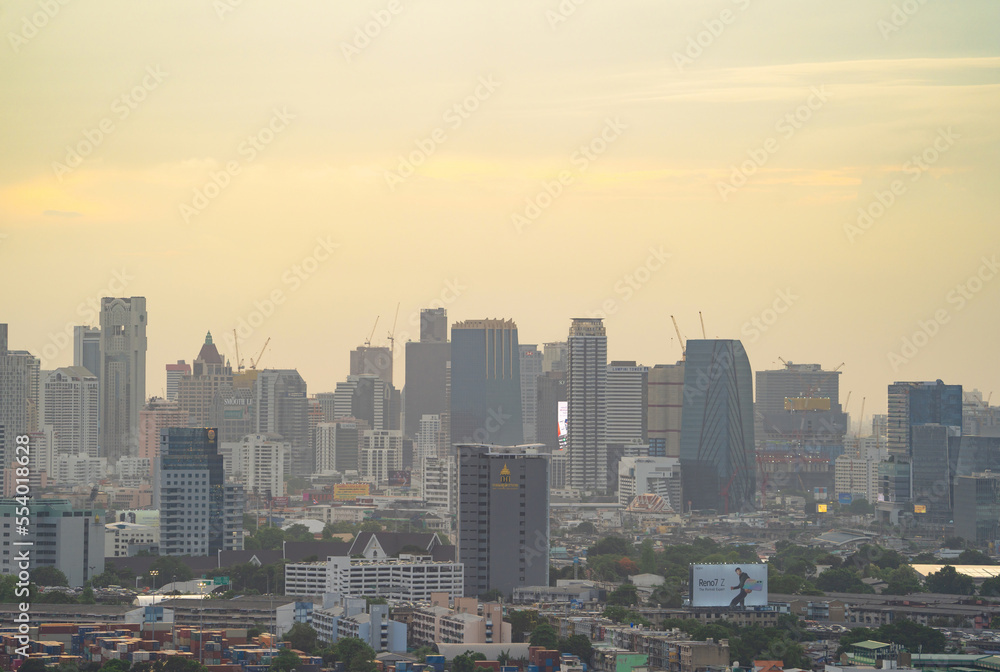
[364,316,379,347]
[699,311,706,338]
[670,315,686,361]
[778,356,790,368]
[233,329,245,372]
[844,390,852,414]
[386,303,400,352]
[249,337,270,370]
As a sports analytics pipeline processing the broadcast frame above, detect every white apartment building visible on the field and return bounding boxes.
[360,430,403,484]
[285,555,463,601]
[422,455,456,512]
[105,521,159,557]
[42,366,100,458]
[835,454,880,503]
[233,433,288,498]
[618,456,681,509]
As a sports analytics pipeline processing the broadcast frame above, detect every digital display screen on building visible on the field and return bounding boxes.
[689,563,768,608]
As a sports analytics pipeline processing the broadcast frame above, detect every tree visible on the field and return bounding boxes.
[602,606,651,627]
[979,575,1000,597]
[507,610,541,643]
[587,536,633,558]
[332,636,377,672]
[452,651,488,672]
[18,660,50,672]
[32,566,69,587]
[815,568,873,594]
[91,564,136,589]
[559,634,593,661]
[480,588,505,603]
[149,556,193,585]
[286,622,318,654]
[882,566,925,595]
[943,536,966,549]
[80,586,97,604]
[607,583,639,606]
[283,524,315,543]
[925,565,976,595]
[845,498,874,515]
[270,648,301,672]
[957,549,995,565]
[101,660,131,672]
[247,526,285,551]
[529,622,559,649]
[638,540,657,573]
[616,557,640,576]
[573,522,596,535]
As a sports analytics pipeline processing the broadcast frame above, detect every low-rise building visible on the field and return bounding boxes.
[284,554,463,601]
[410,596,511,646]
[105,521,159,557]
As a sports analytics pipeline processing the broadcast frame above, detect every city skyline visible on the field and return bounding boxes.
[3,1,999,419]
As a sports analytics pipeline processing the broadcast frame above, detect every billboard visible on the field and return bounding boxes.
[838,493,853,505]
[334,483,371,501]
[557,401,568,448]
[689,564,768,608]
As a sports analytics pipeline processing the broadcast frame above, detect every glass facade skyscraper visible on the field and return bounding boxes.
[679,339,755,513]
[449,319,523,447]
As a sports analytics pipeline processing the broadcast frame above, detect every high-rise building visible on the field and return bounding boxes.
[963,390,1000,437]
[350,346,393,387]
[755,362,847,460]
[954,472,1000,545]
[0,325,32,483]
[519,345,543,444]
[423,454,457,512]
[542,342,567,374]
[42,367,100,458]
[567,318,607,493]
[233,433,288,498]
[416,414,444,464]
[211,373,256,443]
[165,360,190,402]
[617,455,682,510]
[450,319,523,447]
[334,375,393,432]
[0,499,104,587]
[315,392,338,422]
[607,361,648,446]
[457,444,549,598]
[256,369,310,476]
[99,297,147,465]
[360,430,403,484]
[315,419,368,474]
[536,372,566,453]
[647,362,684,457]
[834,454,880,504]
[138,397,191,473]
[403,339,450,440]
[886,380,962,501]
[178,332,233,427]
[910,424,952,518]
[155,427,244,556]
[420,308,448,343]
[73,326,101,379]
[679,339,756,513]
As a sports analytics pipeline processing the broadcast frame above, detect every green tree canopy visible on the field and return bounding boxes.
[269,648,301,672]
[529,622,559,649]
[32,566,69,587]
[925,565,975,595]
[607,583,639,606]
[148,556,193,585]
[559,634,593,661]
[285,622,318,654]
[587,535,633,558]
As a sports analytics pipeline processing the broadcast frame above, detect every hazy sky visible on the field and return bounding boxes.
[2,0,998,423]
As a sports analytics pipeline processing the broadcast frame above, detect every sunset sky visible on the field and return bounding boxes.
[2,0,998,421]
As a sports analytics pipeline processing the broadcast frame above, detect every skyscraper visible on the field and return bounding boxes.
[755,362,847,460]
[886,380,962,501]
[42,367,100,457]
[607,361,648,446]
[679,339,756,513]
[155,427,244,556]
[0,325,31,483]
[420,307,448,343]
[542,342,567,374]
[519,344,543,444]
[647,362,684,457]
[73,326,101,379]
[138,397,190,481]
[457,444,549,598]
[403,308,450,440]
[315,418,368,473]
[165,361,190,402]
[536,372,566,453]
[567,318,607,492]
[178,332,232,427]
[360,429,403,484]
[99,297,147,465]
[350,346,393,386]
[334,374,393,431]
[450,319,523,446]
[256,369,310,476]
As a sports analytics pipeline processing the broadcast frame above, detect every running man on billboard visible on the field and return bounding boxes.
[729,567,754,609]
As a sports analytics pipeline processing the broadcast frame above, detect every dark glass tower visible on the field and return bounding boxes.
[680,339,756,513]
[156,427,243,556]
[449,319,523,446]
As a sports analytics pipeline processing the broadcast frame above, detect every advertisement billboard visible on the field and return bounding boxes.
[838,493,853,505]
[334,483,372,501]
[689,564,768,608]
[557,401,568,448]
